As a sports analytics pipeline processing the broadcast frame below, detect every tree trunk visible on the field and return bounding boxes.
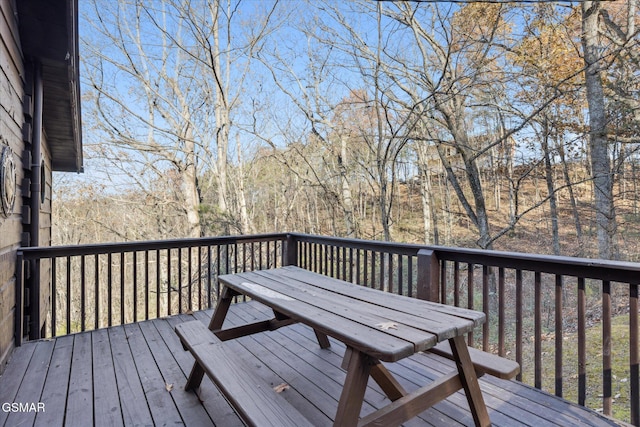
[558,140,584,256]
[541,118,560,255]
[236,135,253,235]
[415,142,438,244]
[582,1,617,259]
[339,136,358,237]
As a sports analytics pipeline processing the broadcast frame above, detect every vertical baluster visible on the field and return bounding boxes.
[498,267,505,357]
[216,245,222,299]
[342,246,347,280]
[204,246,210,309]
[555,275,563,397]
[535,271,542,389]
[370,251,376,290]
[133,251,138,323]
[108,253,113,327]
[66,256,71,334]
[334,245,339,278]
[81,255,86,332]
[467,263,474,347]
[144,250,149,320]
[356,249,362,286]
[603,280,612,416]
[441,261,447,304]
[95,254,99,329]
[234,243,238,273]
[156,249,161,318]
[188,246,193,311]
[482,265,489,351]
[515,269,523,381]
[51,257,57,337]
[120,252,126,325]
[398,254,404,296]
[265,241,270,270]
[630,282,639,426]
[241,243,246,272]
[363,250,369,288]
[578,277,586,406]
[198,245,204,308]
[407,256,413,298]
[388,253,394,294]
[178,248,182,313]
[349,248,354,283]
[454,262,460,307]
[379,251,385,292]
[274,240,279,268]
[323,244,328,276]
[167,249,172,316]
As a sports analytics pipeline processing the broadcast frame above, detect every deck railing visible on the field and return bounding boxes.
[16,234,288,339]
[17,232,640,425]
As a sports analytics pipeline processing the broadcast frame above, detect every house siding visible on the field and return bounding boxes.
[0,0,25,370]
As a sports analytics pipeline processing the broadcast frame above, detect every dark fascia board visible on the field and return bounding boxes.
[17,0,83,173]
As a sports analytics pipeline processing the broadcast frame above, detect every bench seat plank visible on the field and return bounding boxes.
[175,321,313,427]
[428,341,520,380]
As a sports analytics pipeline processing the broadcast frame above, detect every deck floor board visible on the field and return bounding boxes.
[0,301,623,427]
[34,335,74,427]
[91,328,123,427]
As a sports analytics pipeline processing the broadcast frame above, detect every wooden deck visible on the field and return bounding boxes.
[0,301,624,427]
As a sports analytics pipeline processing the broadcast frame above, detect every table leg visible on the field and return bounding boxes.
[314,330,331,349]
[208,286,236,330]
[449,336,491,427]
[185,286,235,390]
[334,347,373,426]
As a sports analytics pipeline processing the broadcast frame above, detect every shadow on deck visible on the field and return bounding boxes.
[0,301,624,426]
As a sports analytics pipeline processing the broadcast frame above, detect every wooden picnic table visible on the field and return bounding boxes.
[185,266,492,426]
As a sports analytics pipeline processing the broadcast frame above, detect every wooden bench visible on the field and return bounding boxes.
[428,341,520,380]
[175,320,313,427]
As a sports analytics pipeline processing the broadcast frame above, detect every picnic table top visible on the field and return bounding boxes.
[218,266,485,362]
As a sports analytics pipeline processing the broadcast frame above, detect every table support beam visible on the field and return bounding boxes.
[358,371,461,427]
[370,361,407,401]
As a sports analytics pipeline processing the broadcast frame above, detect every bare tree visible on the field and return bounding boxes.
[83,0,279,238]
[582,1,618,259]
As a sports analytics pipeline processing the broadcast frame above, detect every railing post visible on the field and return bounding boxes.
[14,252,24,346]
[283,234,298,267]
[29,258,41,340]
[417,249,439,302]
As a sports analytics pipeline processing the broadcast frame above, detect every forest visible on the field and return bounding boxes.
[53,0,640,262]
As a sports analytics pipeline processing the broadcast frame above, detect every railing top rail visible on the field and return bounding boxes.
[18,233,289,259]
[19,232,640,283]
[288,233,640,284]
